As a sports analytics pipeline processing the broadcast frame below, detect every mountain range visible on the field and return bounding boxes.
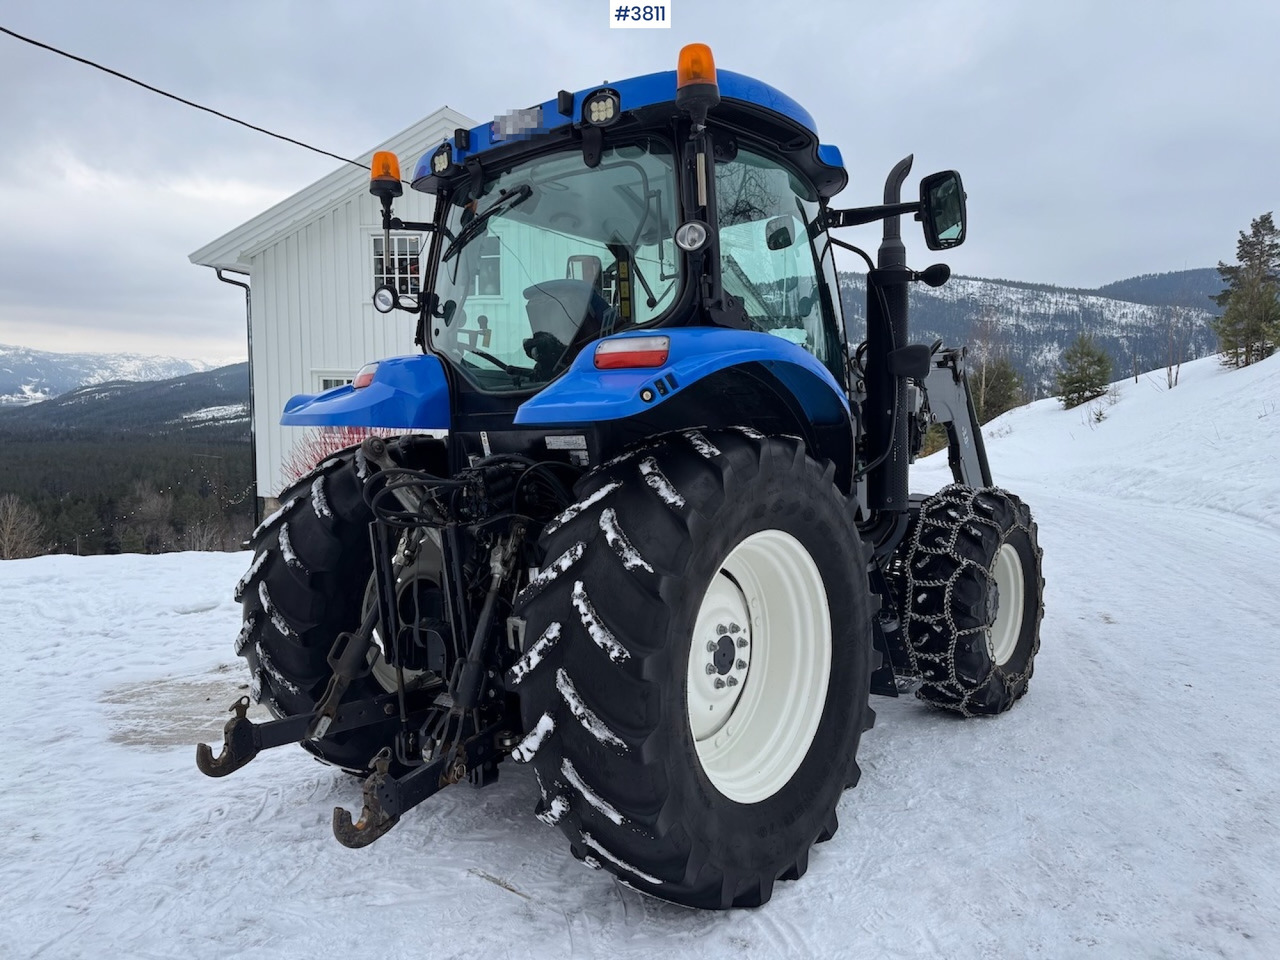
[0,363,250,442]
[838,267,1223,396]
[0,344,225,407]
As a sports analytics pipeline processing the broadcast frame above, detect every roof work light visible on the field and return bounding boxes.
[584,89,621,126]
[431,143,453,176]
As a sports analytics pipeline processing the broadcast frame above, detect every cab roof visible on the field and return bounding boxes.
[411,68,848,199]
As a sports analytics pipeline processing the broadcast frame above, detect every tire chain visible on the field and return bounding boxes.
[901,484,1040,717]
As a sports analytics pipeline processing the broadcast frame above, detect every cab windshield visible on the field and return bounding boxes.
[429,139,681,392]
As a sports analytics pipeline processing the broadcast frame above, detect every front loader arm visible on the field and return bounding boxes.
[921,347,993,488]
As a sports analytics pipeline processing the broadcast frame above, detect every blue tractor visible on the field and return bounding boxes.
[198,44,1044,909]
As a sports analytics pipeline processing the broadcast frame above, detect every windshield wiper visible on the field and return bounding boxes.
[442,184,533,262]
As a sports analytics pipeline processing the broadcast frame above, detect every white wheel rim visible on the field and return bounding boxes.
[987,542,1025,666]
[686,529,832,804]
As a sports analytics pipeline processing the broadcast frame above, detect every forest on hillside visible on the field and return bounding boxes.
[0,363,255,559]
[0,434,254,557]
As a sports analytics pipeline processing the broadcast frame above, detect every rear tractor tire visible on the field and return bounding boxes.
[900,484,1044,716]
[512,429,875,909]
[233,448,438,774]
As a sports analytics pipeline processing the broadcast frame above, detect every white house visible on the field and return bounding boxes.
[190,106,476,513]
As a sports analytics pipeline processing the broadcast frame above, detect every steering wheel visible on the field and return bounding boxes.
[460,346,522,375]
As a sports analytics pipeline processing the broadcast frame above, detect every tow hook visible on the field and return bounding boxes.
[196,691,406,779]
[332,749,401,848]
[195,696,259,777]
[331,721,502,848]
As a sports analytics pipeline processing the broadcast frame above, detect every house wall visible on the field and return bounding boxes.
[249,184,436,498]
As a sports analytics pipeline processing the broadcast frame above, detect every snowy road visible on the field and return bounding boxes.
[1,355,1278,959]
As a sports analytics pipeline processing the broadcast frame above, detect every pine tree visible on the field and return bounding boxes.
[976,356,1024,422]
[1056,334,1112,408]
[1212,212,1280,367]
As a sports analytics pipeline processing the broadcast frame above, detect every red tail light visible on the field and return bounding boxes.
[353,363,378,389]
[594,336,670,370]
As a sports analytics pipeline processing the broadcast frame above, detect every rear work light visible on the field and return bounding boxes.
[594,336,670,369]
[353,363,379,389]
[430,143,453,175]
[583,88,621,126]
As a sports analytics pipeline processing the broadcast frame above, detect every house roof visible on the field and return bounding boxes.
[189,106,476,271]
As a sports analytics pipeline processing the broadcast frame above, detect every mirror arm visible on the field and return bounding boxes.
[378,194,437,234]
[387,218,437,232]
[825,200,920,230]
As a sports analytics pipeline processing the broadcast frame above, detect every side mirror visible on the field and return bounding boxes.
[887,343,934,380]
[919,171,966,250]
[765,215,796,251]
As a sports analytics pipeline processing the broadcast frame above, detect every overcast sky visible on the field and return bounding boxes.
[1,0,1276,361]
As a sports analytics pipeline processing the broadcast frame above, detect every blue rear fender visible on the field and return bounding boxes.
[514,328,850,428]
[280,354,451,429]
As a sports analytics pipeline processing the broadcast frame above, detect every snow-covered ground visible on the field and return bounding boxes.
[1,354,1277,959]
[179,403,250,423]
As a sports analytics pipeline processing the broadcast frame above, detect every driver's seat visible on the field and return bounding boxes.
[522,280,617,378]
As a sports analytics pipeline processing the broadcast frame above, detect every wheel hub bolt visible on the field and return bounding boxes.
[705,663,717,675]
[710,634,738,675]
[735,659,747,671]
[716,623,729,635]
[714,677,726,690]
[736,637,748,648]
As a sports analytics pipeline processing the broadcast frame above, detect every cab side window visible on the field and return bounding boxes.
[715,149,836,370]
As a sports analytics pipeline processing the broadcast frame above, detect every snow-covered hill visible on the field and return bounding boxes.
[0,343,226,407]
[1,354,1276,958]
[840,273,1220,397]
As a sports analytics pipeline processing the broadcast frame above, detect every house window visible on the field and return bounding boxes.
[469,235,502,297]
[317,375,354,391]
[373,235,421,295]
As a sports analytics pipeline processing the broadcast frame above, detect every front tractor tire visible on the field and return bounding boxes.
[512,429,875,909]
[901,485,1045,716]
[233,450,405,774]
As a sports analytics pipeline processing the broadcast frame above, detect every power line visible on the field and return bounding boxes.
[0,24,370,172]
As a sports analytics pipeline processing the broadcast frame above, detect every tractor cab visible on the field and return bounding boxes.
[366,46,861,396]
